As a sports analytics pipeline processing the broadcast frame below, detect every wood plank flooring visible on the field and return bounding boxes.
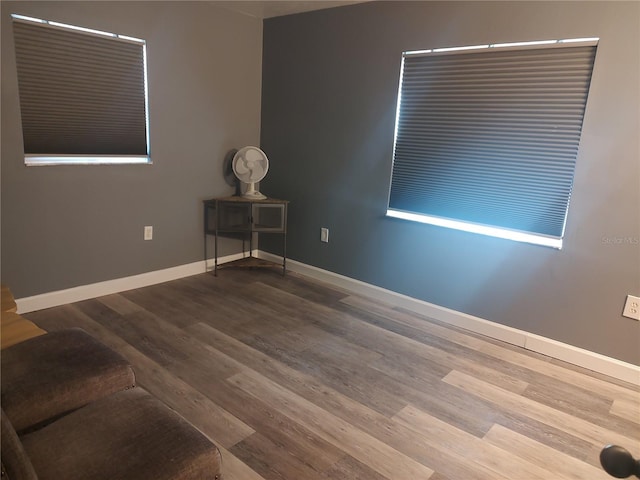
[23,269,640,480]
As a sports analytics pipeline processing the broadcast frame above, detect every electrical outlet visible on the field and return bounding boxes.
[320,227,329,243]
[622,295,640,321]
[144,226,153,241]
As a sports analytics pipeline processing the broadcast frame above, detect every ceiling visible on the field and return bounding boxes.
[213,1,369,19]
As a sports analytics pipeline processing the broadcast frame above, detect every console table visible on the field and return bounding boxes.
[204,196,288,276]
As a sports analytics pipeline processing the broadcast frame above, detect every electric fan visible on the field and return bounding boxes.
[232,146,269,200]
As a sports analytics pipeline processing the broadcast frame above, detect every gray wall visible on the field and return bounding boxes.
[1,1,263,297]
[261,1,640,364]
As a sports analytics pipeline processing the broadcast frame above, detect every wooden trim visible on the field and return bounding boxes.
[1,284,18,313]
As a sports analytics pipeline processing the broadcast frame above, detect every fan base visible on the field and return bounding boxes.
[242,191,267,200]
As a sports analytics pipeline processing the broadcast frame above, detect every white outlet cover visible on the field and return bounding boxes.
[144,226,153,240]
[622,295,640,321]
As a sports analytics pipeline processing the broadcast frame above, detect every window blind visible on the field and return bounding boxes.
[388,43,597,243]
[12,18,148,160]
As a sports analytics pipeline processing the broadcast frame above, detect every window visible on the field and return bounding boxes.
[387,39,598,248]
[11,15,150,165]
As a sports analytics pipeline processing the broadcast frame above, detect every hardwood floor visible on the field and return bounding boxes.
[24,269,640,480]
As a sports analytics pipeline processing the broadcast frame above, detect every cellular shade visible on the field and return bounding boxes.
[388,43,597,240]
[12,19,148,157]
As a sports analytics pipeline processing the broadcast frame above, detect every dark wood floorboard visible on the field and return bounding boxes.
[24,269,639,480]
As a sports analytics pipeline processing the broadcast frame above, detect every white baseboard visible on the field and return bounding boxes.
[16,250,639,385]
[260,251,640,386]
[16,251,257,314]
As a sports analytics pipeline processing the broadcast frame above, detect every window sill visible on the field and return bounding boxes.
[24,155,151,166]
[386,209,563,249]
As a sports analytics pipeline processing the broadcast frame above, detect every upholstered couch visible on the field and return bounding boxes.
[0,326,222,479]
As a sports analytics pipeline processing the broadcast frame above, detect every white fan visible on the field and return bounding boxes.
[232,146,269,200]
